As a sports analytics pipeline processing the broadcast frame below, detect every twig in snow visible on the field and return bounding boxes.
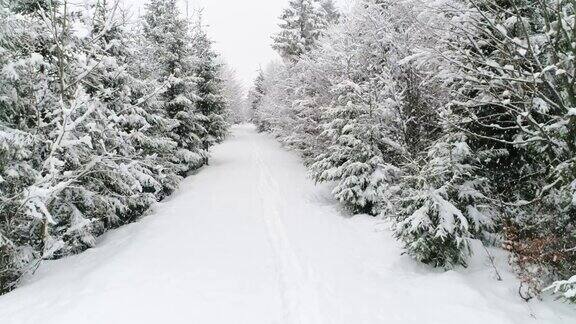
[482,243,502,281]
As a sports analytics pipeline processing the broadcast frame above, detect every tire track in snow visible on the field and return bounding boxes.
[250,136,324,324]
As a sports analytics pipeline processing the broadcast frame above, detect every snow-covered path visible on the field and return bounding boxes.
[0,125,574,324]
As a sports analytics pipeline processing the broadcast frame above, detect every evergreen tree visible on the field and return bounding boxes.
[249,69,267,130]
[190,19,229,159]
[79,0,168,231]
[220,65,247,124]
[364,0,496,269]
[394,134,495,268]
[320,0,340,23]
[259,0,495,267]
[0,1,50,293]
[143,0,206,172]
[446,0,576,295]
[311,80,389,215]
[272,0,337,63]
[547,276,576,303]
[0,0,109,275]
[247,0,576,302]
[125,30,184,195]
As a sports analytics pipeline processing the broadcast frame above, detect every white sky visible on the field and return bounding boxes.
[188,0,288,87]
[124,0,350,88]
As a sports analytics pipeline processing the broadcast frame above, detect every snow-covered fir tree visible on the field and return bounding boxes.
[547,276,576,304]
[220,65,247,124]
[124,28,185,196]
[142,0,207,172]
[394,134,495,268]
[189,18,229,160]
[319,0,340,23]
[272,0,338,64]
[79,0,168,231]
[311,80,389,215]
[0,1,47,292]
[0,0,109,283]
[367,0,497,269]
[249,69,267,129]
[443,0,576,296]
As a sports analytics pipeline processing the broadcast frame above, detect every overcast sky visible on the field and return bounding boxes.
[125,0,350,88]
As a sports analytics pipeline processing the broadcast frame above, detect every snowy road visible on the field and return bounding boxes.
[0,125,574,324]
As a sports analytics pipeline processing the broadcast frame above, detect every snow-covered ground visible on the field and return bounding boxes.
[0,124,574,324]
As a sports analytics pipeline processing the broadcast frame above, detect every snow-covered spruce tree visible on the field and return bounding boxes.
[272,0,338,64]
[277,61,329,163]
[0,130,39,293]
[308,0,447,216]
[356,0,499,269]
[319,0,340,23]
[250,61,317,162]
[445,0,576,296]
[394,134,495,268]
[547,276,576,303]
[311,81,391,215]
[0,0,114,284]
[256,0,497,267]
[220,64,247,124]
[305,1,409,215]
[253,1,341,163]
[142,0,207,172]
[252,52,336,164]
[324,0,495,268]
[249,69,269,130]
[0,1,50,293]
[77,0,168,230]
[251,1,410,213]
[125,28,184,197]
[190,18,229,158]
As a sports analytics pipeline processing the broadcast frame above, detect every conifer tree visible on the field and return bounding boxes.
[0,1,50,293]
[220,65,247,124]
[249,69,268,130]
[79,0,167,230]
[394,134,495,268]
[309,1,404,214]
[143,0,206,172]
[311,81,389,215]
[320,0,340,23]
[272,0,337,63]
[0,0,109,276]
[125,30,184,196]
[446,0,576,296]
[190,19,229,159]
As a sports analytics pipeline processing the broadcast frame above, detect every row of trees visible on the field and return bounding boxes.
[0,0,229,293]
[252,0,576,303]
[220,64,248,124]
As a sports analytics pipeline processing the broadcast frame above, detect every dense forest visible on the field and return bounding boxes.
[0,0,230,293]
[250,0,576,303]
